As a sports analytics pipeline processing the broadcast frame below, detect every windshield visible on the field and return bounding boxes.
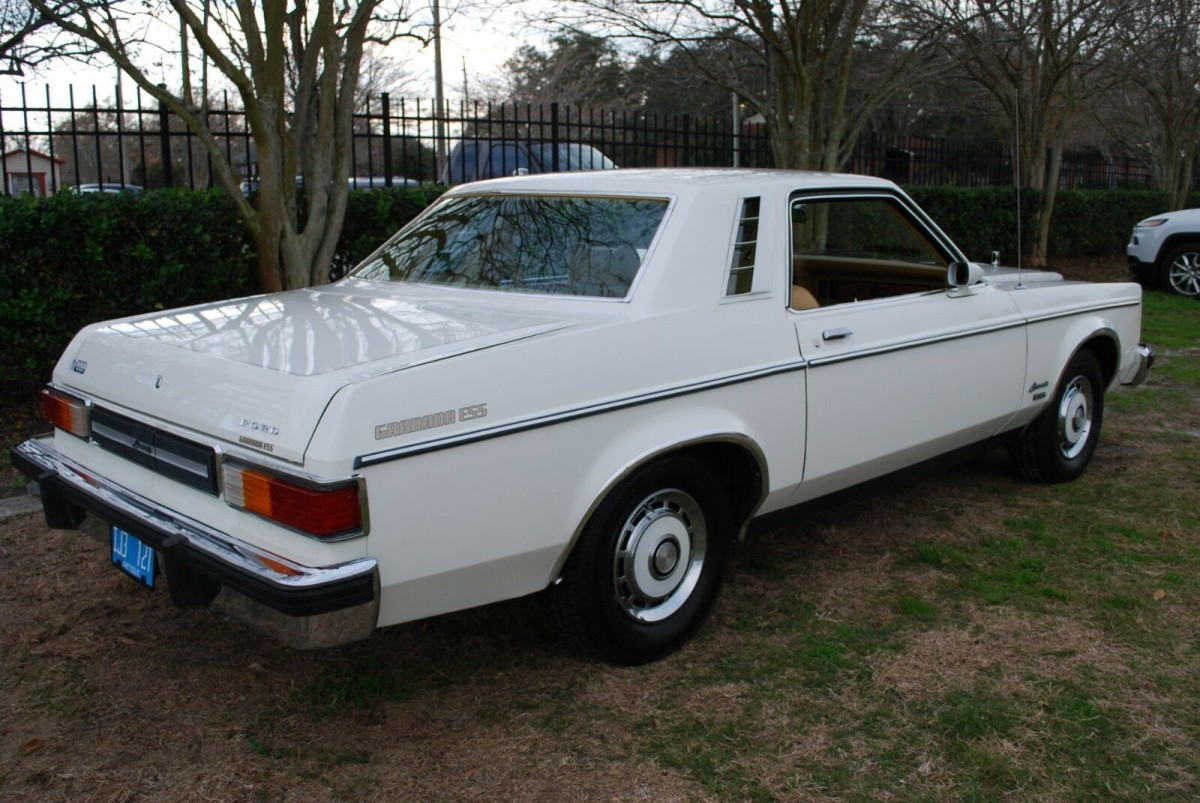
[352,194,667,298]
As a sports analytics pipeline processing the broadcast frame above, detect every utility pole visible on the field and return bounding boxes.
[432,0,447,179]
[117,65,130,185]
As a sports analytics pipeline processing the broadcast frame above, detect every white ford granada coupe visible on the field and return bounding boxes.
[13,169,1154,664]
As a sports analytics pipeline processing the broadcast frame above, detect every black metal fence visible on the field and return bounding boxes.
[0,82,1158,196]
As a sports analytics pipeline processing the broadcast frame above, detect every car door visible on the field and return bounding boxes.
[788,191,1027,502]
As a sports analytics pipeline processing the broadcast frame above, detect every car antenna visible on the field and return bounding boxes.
[1014,87,1024,289]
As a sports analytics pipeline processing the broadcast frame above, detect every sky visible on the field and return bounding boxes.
[0,2,548,109]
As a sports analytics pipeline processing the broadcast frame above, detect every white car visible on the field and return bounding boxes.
[12,169,1154,665]
[1127,209,1200,297]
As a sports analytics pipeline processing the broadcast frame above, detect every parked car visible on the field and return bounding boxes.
[238,176,304,196]
[441,139,615,185]
[347,176,420,190]
[69,182,143,194]
[1127,209,1200,297]
[12,169,1154,665]
[239,176,419,195]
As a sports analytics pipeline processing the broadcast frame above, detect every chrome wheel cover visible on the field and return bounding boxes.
[1057,375,1094,459]
[1168,252,1200,297]
[613,489,707,623]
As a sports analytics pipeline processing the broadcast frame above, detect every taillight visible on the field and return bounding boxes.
[42,387,90,438]
[223,462,363,539]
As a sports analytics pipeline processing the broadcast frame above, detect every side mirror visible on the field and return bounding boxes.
[947,260,984,289]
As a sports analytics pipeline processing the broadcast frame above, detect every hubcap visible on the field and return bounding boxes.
[651,538,680,578]
[1168,252,1200,297]
[613,489,707,623]
[1057,375,1094,459]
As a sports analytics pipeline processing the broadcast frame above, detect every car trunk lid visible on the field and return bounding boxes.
[56,282,590,463]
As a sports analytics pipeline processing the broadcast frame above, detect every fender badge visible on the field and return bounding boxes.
[1028,381,1048,394]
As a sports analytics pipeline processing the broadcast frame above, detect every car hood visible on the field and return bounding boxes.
[979,264,1065,285]
[55,281,593,462]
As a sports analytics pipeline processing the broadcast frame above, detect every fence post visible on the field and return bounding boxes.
[157,84,173,188]
[382,92,393,187]
[551,102,560,171]
[731,93,740,168]
[682,114,691,167]
[0,89,8,195]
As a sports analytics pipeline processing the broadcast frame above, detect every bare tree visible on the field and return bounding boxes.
[1103,0,1200,209]
[1,0,97,74]
[32,0,422,291]
[553,0,944,170]
[918,0,1135,266]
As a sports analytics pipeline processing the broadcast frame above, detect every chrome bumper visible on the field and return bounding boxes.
[1126,342,1155,387]
[11,436,379,647]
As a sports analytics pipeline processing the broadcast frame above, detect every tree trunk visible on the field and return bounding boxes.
[1032,132,1064,268]
[1175,156,1195,211]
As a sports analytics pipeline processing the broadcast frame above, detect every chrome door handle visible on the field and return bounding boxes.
[822,327,853,341]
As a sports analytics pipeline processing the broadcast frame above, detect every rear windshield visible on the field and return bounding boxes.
[353,194,667,298]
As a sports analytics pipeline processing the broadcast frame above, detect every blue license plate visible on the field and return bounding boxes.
[111,526,156,589]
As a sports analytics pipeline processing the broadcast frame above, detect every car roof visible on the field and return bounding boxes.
[444,167,901,197]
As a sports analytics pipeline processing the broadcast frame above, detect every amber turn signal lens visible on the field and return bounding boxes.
[223,463,362,539]
[41,387,90,438]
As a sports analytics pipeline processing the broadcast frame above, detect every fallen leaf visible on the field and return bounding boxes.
[464,766,480,778]
[1153,589,1166,601]
[20,738,43,756]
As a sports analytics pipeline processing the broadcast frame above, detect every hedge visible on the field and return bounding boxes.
[0,183,1191,395]
[0,185,442,394]
[906,186,1200,262]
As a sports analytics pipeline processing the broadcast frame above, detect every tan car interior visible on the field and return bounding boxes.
[788,199,948,309]
[791,255,945,309]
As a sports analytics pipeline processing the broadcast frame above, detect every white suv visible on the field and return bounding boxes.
[1127,210,1200,297]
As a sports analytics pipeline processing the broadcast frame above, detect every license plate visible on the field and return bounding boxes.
[111,526,156,589]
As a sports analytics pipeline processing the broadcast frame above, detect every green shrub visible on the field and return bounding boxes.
[337,184,445,275]
[0,181,1189,397]
[0,189,253,395]
[905,186,1200,262]
[0,185,442,394]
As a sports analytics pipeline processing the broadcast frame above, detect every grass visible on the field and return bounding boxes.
[297,651,412,718]
[0,281,1196,801]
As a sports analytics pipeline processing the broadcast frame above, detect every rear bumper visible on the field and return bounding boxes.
[1125,343,1155,387]
[11,436,378,644]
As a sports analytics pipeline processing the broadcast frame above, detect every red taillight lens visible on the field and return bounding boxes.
[224,463,363,538]
[41,387,90,437]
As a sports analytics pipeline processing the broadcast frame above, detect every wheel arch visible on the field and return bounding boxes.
[549,434,769,581]
[1155,234,1200,268]
[1076,330,1120,390]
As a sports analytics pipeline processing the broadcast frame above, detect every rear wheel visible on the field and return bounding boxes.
[549,458,732,665]
[1159,244,1200,297]
[1009,349,1105,483]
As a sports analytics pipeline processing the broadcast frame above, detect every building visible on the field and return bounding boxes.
[2,148,65,196]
